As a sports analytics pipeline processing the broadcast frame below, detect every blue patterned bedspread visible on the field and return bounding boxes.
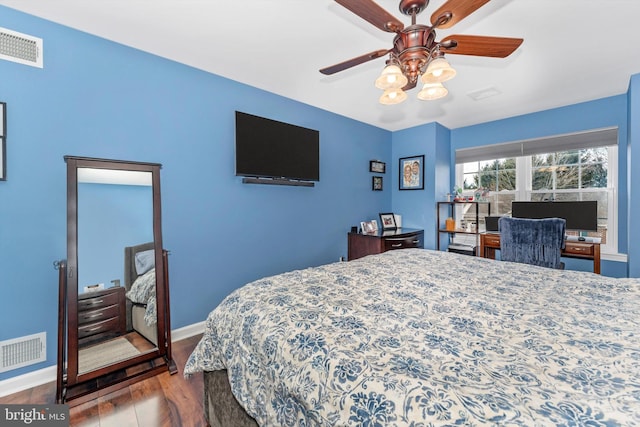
[184,249,640,426]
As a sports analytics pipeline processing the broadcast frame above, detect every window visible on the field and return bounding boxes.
[463,158,516,216]
[455,129,618,255]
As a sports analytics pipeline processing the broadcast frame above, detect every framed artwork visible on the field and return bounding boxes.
[360,220,378,234]
[379,212,397,230]
[399,154,424,190]
[372,176,383,191]
[369,160,386,173]
[0,102,5,181]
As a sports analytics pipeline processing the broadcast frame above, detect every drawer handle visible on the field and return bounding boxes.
[412,240,419,244]
[84,313,103,319]
[83,326,102,333]
[85,299,104,305]
[391,243,403,248]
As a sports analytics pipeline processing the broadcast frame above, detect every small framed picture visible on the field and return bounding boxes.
[360,220,378,234]
[399,155,424,190]
[372,176,383,191]
[379,212,397,230]
[369,160,386,173]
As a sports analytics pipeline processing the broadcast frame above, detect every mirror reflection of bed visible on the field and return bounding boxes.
[76,242,159,375]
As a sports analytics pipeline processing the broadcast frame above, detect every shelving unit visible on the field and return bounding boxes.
[436,201,491,253]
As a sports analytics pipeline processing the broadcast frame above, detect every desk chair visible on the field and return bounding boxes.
[498,217,566,269]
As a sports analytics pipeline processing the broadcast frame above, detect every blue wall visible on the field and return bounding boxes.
[0,7,392,380]
[78,183,153,292]
[391,122,450,249]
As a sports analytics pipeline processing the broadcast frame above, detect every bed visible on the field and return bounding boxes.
[184,248,640,426]
[124,242,158,345]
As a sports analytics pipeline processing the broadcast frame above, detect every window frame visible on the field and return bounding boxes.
[455,145,618,256]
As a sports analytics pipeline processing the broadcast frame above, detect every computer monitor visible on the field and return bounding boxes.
[511,201,598,231]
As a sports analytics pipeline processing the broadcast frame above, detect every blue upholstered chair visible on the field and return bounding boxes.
[498,217,566,269]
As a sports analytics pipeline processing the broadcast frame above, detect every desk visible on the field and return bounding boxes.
[478,233,601,274]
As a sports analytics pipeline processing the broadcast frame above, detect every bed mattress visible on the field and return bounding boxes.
[186,249,640,426]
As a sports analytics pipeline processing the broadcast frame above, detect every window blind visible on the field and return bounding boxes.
[455,127,618,164]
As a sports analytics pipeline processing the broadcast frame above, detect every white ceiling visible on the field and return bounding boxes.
[2,0,640,131]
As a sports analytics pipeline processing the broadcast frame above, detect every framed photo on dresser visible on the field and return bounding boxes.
[360,220,378,234]
[379,212,397,230]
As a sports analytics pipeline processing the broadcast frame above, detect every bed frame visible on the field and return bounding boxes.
[124,241,158,345]
[204,370,258,427]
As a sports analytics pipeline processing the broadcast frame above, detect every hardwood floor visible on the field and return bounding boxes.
[0,334,209,427]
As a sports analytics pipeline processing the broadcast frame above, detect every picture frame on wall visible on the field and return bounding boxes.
[372,176,383,191]
[399,154,424,190]
[379,212,397,230]
[369,160,386,173]
[0,102,6,181]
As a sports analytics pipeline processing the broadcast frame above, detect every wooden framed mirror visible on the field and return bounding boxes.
[57,156,176,405]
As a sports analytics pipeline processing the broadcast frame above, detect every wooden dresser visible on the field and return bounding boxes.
[348,228,424,261]
[77,286,127,347]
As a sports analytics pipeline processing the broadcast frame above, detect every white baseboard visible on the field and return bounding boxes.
[0,366,58,398]
[0,320,206,398]
[171,320,205,342]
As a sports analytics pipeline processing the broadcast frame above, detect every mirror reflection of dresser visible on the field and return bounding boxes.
[56,156,176,405]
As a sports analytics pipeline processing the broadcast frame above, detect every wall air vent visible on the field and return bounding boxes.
[0,27,43,68]
[0,332,46,373]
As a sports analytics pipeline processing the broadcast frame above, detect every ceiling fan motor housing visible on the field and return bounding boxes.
[393,25,436,83]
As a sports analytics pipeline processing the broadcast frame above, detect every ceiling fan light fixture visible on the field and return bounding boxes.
[417,82,448,101]
[422,57,456,84]
[379,88,408,105]
[375,64,408,90]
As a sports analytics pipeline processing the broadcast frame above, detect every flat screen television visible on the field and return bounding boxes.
[511,201,598,231]
[235,111,319,182]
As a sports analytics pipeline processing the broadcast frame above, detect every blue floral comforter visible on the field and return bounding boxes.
[184,249,640,426]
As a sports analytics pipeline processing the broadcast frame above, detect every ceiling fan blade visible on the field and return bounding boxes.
[335,0,404,33]
[320,49,391,75]
[431,0,490,29]
[440,35,523,58]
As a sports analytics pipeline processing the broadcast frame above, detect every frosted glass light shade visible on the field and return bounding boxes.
[379,88,408,105]
[417,82,448,100]
[421,57,456,83]
[375,64,408,90]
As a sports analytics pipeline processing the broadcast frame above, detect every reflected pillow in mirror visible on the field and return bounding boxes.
[135,249,155,275]
[126,268,156,304]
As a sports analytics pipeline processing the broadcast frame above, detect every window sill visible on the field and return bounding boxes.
[601,252,627,263]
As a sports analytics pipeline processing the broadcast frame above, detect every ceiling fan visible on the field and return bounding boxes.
[320,0,523,104]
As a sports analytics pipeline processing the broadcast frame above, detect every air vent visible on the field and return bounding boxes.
[467,87,501,101]
[0,332,46,373]
[0,27,43,68]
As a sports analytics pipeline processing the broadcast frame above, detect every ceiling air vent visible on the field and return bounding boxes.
[0,26,43,68]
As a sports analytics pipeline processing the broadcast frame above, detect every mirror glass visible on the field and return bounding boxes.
[76,167,158,375]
